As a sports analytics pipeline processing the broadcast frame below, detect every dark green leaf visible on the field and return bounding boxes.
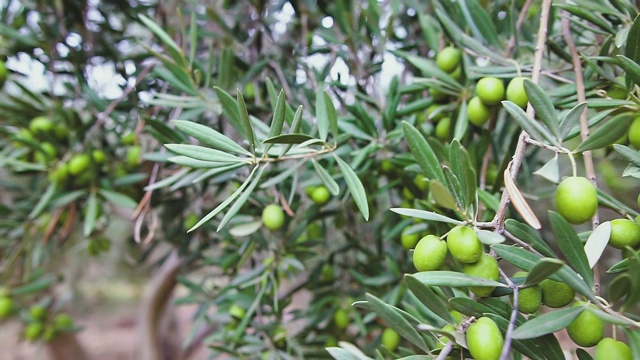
[502,101,560,146]
[617,55,640,87]
[524,80,561,141]
[524,258,565,286]
[365,293,430,352]
[165,144,245,163]
[549,211,594,287]
[28,183,56,219]
[316,87,330,141]
[449,140,476,213]
[402,122,446,184]
[83,192,99,237]
[575,113,636,152]
[98,189,137,209]
[311,159,340,196]
[504,219,557,258]
[236,91,257,154]
[262,133,315,144]
[268,89,286,139]
[613,144,640,167]
[335,156,369,220]
[404,275,453,324]
[390,208,464,225]
[411,270,507,289]
[626,14,640,65]
[511,306,584,339]
[172,120,250,155]
[213,86,245,139]
[217,165,267,231]
[559,102,587,140]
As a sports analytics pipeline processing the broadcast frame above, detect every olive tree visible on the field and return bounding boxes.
[1,0,640,359]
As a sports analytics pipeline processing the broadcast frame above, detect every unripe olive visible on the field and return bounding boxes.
[609,218,640,249]
[447,226,483,264]
[462,253,499,297]
[506,77,529,108]
[540,279,575,308]
[594,338,632,360]
[262,204,285,231]
[0,296,14,319]
[24,322,44,342]
[436,47,462,73]
[381,328,400,351]
[412,235,448,272]
[466,317,504,360]
[566,302,604,347]
[310,185,331,205]
[555,177,597,224]
[476,77,505,106]
[467,96,491,127]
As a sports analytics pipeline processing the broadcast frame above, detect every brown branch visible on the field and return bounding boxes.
[505,0,535,58]
[491,0,553,231]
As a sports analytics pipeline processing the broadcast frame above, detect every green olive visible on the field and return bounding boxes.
[466,317,504,360]
[262,204,285,231]
[412,235,448,272]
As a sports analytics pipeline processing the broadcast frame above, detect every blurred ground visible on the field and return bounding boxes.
[0,280,208,360]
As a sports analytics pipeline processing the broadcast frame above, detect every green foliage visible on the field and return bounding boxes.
[2,0,640,359]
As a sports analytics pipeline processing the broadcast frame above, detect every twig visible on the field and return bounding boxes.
[491,0,553,231]
[505,0,535,57]
[499,268,519,360]
[561,14,601,295]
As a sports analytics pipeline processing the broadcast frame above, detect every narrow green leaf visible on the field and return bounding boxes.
[98,189,137,209]
[326,348,359,360]
[229,220,263,237]
[9,277,54,296]
[575,113,636,152]
[502,101,560,146]
[617,55,640,87]
[430,180,458,211]
[262,133,315,144]
[316,87,330,141]
[217,164,266,230]
[189,165,259,232]
[411,270,507,289]
[324,91,339,141]
[165,144,244,163]
[559,103,587,140]
[138,14,186,66]
[335,156,369,220]
[442,166,465,210]
[172,120,251,156]
[585,222,611,268]
[524,258,565,286]
[626,14,640,65]
[511,306,584,339]
[365,293,430,352]
[168,156,237,168]
[29,183,56,219]
[390,50,463,90]
[391,208,464,225]
[83,192,99,237]
[213,86,246,138]
[404,275,453,324]
[188,11,197,65]
[453,100,469,140]
[524,80,561,141]
[462,0,500,47]
[311,159,340,196]
[613,144,640,167]
[236,91,257,154]
[402,121,446,184]
[554,4,615,34]
[476,230,505,245]
[268,89,286,139]
[549,211,594,287]
[504,219,557,258]
[449,140,476,212]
